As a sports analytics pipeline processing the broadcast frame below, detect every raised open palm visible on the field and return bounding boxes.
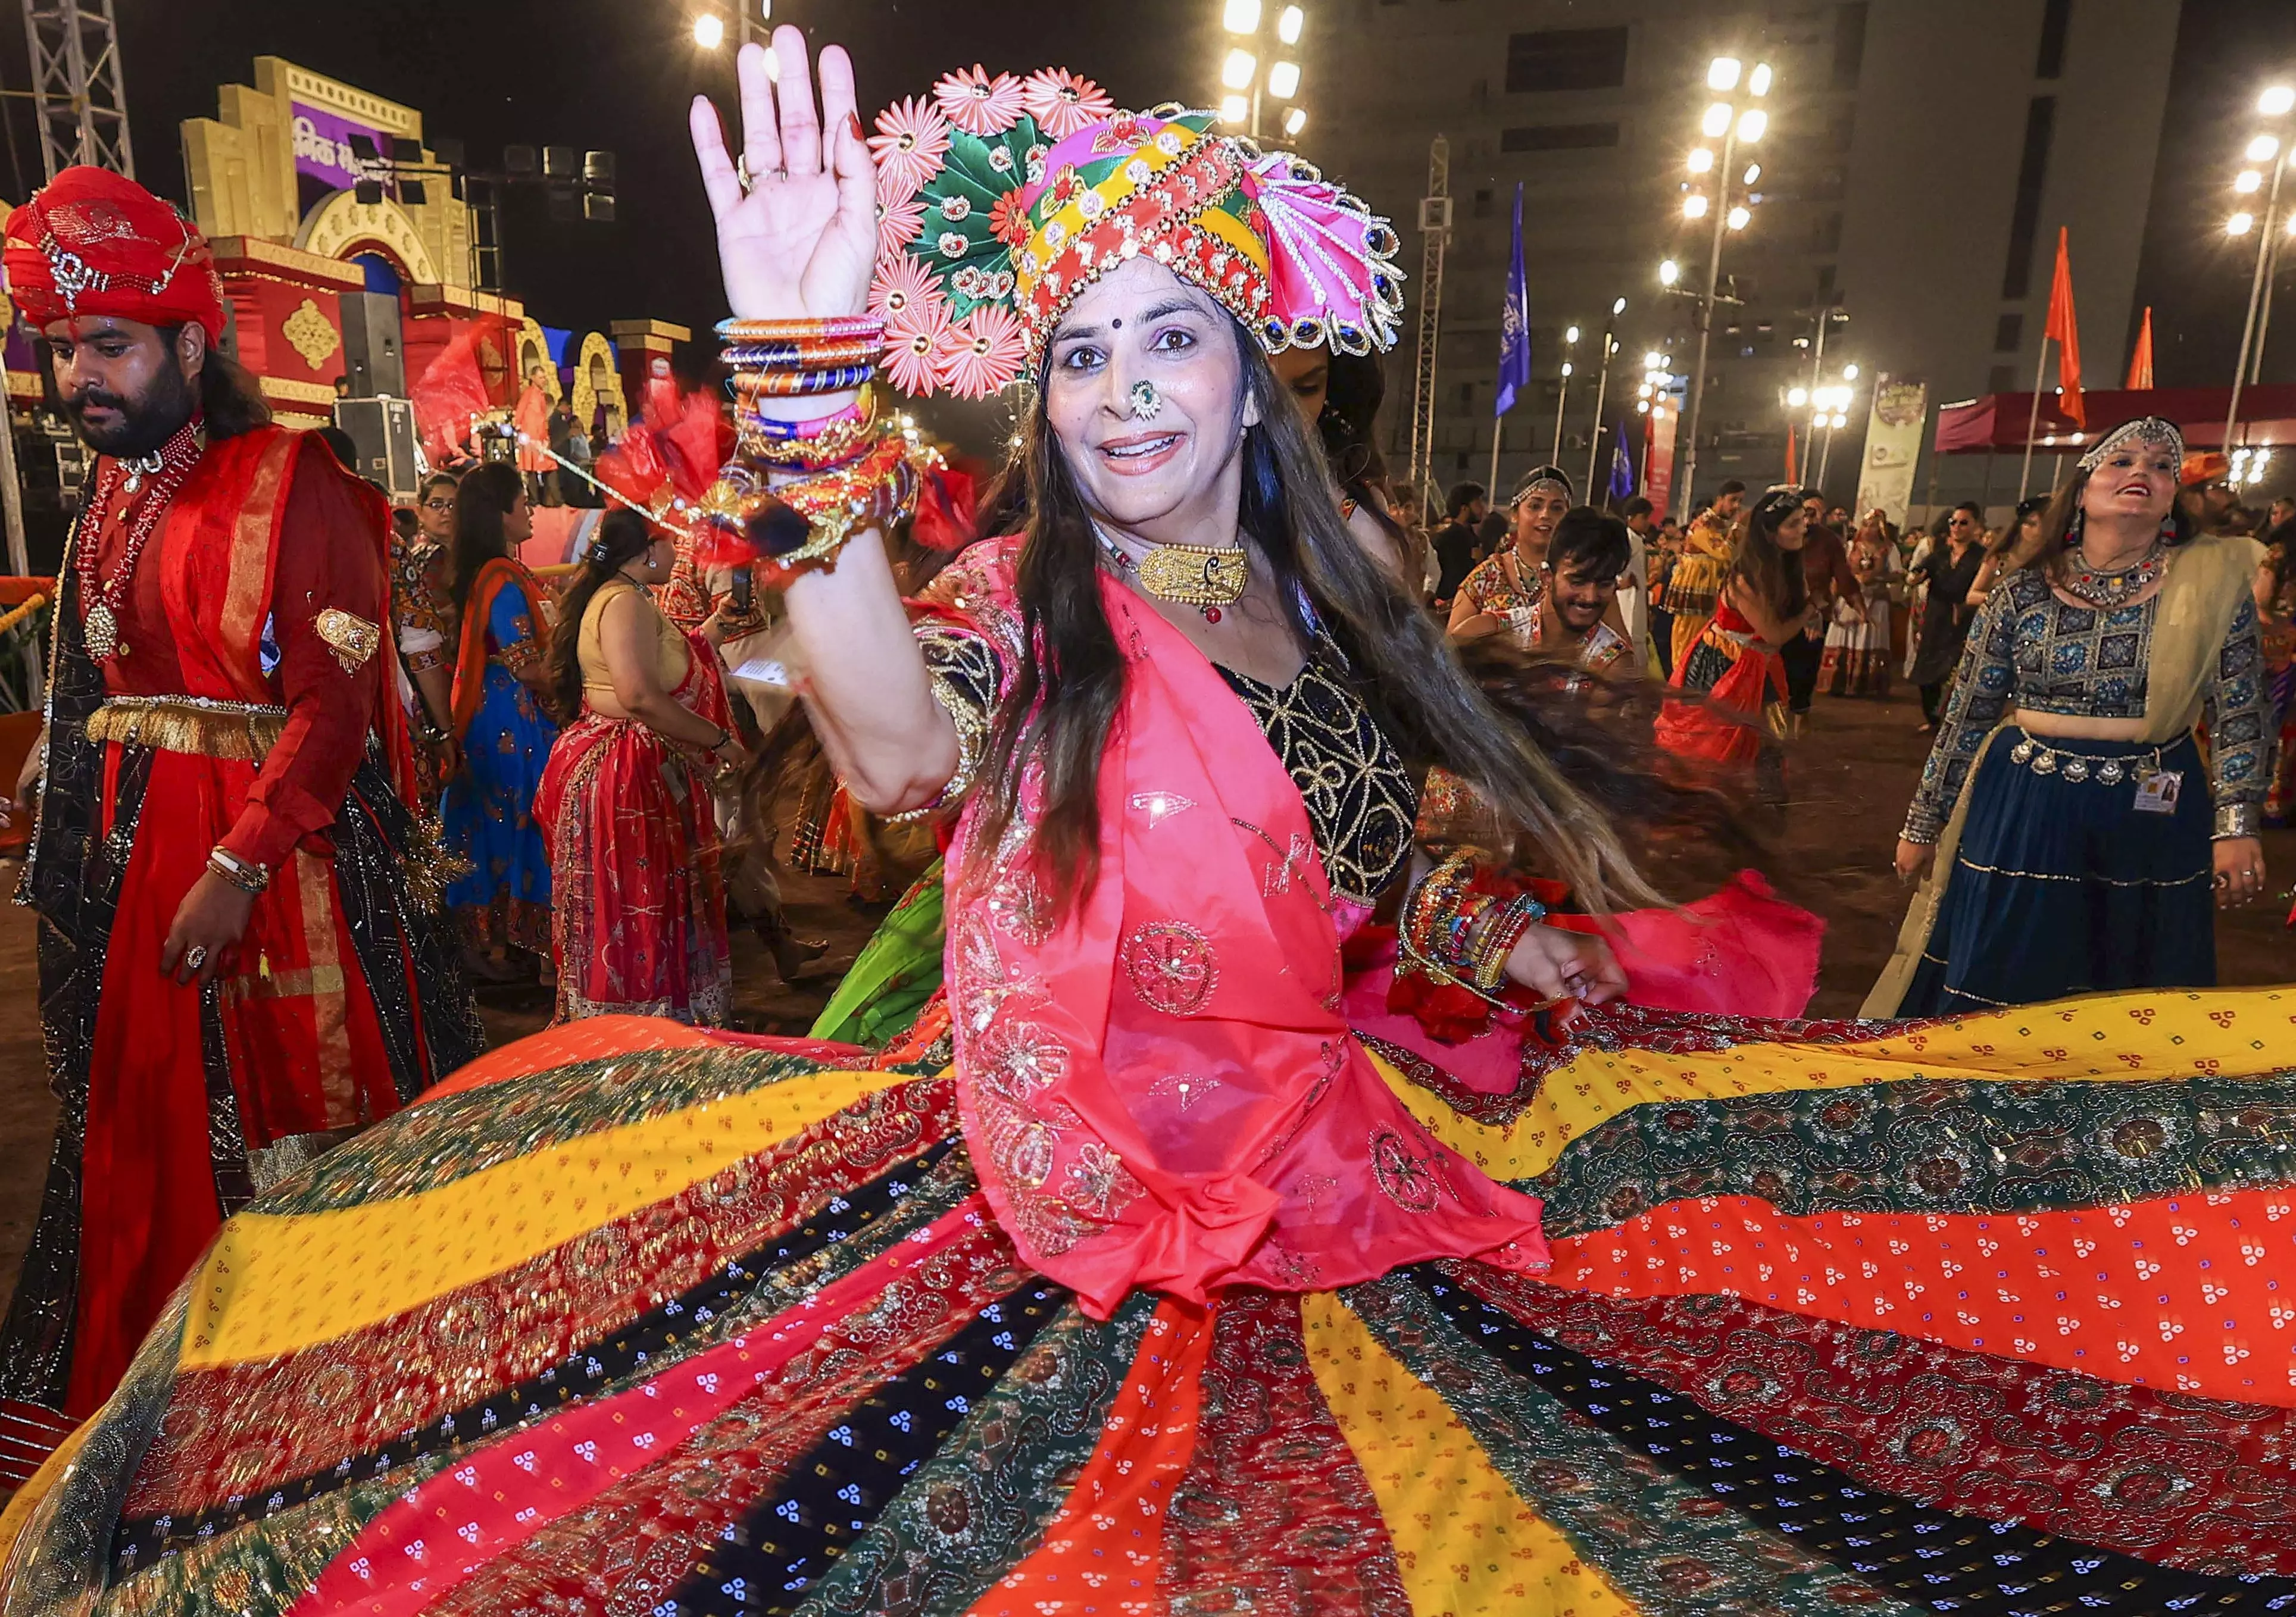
[689,28,877,323]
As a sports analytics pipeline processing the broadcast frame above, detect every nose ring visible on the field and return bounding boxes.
[1127,380,1163,422]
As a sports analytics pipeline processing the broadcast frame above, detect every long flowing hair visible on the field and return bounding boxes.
[545,508,656,723]
[451,462,524,609]
[1728,487,1810,621]
[967,325,1714,915]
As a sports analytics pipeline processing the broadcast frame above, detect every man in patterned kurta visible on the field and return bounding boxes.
[0,167,481,1485]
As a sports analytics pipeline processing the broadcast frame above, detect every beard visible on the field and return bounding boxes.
[63,360,198,456]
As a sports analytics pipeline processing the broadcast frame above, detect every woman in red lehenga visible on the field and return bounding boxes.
[1654,484,1812,795]
[534,508,746,1024]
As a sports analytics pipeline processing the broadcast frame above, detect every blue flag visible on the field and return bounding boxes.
[1494,183,1530,417]
[1608,419,1636,502]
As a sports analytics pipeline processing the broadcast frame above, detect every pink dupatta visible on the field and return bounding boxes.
[939,539,1547,1318]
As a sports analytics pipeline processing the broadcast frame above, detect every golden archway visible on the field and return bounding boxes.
[293,190,442,284]
[569,331,627,440]
[514,315,560,399]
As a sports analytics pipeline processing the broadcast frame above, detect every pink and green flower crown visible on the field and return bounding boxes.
[866,65,1405,399]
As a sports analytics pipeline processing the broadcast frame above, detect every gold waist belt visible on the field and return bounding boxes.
[85,695,289,761]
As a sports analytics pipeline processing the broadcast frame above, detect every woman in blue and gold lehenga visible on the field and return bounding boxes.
[11,35,2296,1617]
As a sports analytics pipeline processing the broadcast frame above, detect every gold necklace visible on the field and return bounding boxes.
[1098,531,1249,609]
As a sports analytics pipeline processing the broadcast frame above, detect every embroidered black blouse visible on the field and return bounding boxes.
[913,621,1417,905]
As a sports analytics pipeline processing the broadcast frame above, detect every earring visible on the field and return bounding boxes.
[2066,506,2086,547]
[1127,380,1162,422]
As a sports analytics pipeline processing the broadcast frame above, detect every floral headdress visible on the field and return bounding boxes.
[866,65,1405,399]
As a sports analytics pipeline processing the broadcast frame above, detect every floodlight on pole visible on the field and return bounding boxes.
[2250,134,2282,164]
[1223,0,1262,32]
[2231,211,2257,235]
[1565,325,1581,345]
[1644,351,1663,369]
[1276,4,1304,43]
[1788,386,1808,407]
[1687,147,1714,173]
[1220,94,1249,124]
[1658,258,1680,286]
[1842,362,1859,380]
[1679,57,1772,506]
[693,12,724,48]
[1612,296,1627,315]
[1282,107,1306,137]
[1222,49,1257,89]
[2239,168,2265,193]
[1267,60,1300,98]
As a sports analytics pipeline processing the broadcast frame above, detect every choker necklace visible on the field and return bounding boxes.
[2063,540,2165,610]
[1097,528,1249,615]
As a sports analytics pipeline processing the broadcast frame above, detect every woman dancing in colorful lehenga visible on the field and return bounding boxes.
[13,35,2296,1617]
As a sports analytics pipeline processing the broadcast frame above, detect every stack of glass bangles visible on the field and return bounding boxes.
[1400,850,1549,995]
[705,315,920,589]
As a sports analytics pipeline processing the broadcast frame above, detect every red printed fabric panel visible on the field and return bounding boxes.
[1543,1188,2296,1408]
[119,1083,957,1534]
[1461,1266,2296,1577]
[1160,1288,1414,1615]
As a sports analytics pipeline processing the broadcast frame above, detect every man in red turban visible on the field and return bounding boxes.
[0,167,480,1484]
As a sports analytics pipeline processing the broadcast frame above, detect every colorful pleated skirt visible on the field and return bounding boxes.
[15,987,2296,1614]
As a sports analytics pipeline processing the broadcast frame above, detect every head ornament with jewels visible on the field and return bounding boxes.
[866,65,1405,399]
[2078,415,2185,474]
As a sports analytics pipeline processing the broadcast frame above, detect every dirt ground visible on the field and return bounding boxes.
[1,687,2291,1284]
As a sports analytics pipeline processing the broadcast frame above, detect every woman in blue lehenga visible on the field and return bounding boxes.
[441,461,558,977]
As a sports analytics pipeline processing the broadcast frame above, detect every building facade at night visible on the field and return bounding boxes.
[1301,0,2181,519]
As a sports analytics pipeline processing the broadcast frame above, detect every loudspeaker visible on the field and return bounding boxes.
[332,398,419,501]
[340,291,405,397]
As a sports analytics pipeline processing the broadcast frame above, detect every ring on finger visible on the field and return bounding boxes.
[186,944,208,971]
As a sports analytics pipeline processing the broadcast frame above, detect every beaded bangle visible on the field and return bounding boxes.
[724,339,882,373]
[716,315,885,342]
[1469,892,1549,990]
[704,424,919,590]
[1401,850,1551,994]
[737,365,876,398]
[207,845,271,895]
[738,415,879,473]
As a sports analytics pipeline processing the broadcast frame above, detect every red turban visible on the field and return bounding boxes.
[2,165,226,339]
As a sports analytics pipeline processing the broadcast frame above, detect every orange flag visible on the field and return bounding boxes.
[2046,226,2085,427]
[2126,305,2155,390]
